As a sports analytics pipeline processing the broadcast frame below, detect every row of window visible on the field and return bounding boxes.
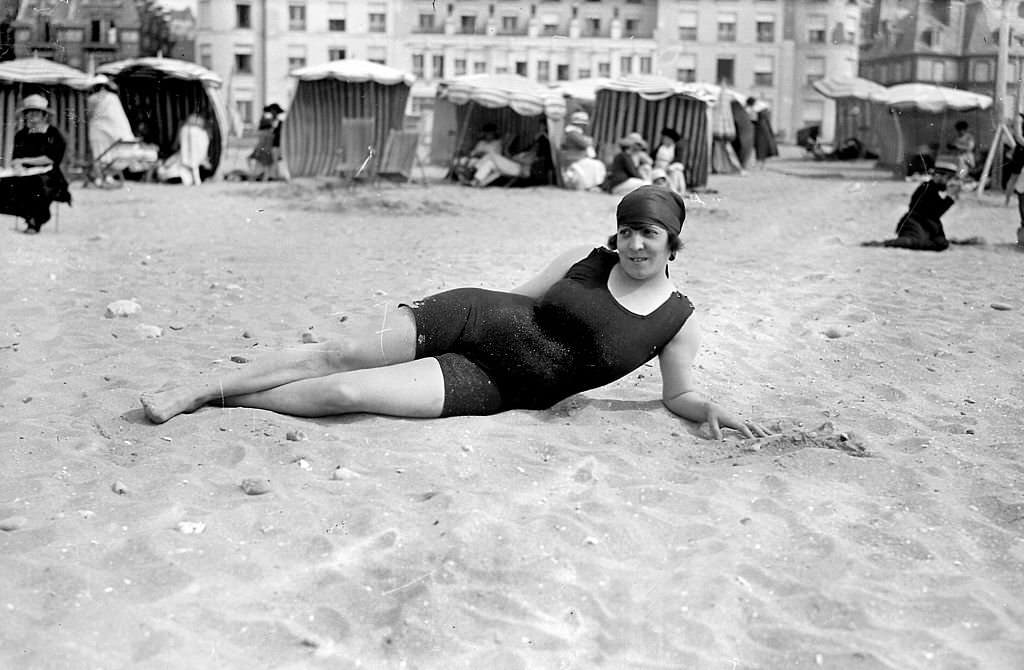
[861,58,1021,84]
[678,12,854,45]
[233,2,386,32]
[415,13,646,37]
[201,45,389,73]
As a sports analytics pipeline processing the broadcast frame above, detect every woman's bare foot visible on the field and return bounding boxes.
[140,386,211,424]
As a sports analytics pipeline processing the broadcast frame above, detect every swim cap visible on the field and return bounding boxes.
[616,184,686,236]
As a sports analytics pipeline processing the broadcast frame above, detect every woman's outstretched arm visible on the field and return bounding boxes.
[658,313,770,440]
[509,245,594,298]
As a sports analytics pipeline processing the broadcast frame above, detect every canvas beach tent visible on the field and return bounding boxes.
[866,83,992,173]
[430,73,566,179]
[811,75,887,150]
[97,57,228,178]
[0,57,93,170]
[591,75,714,188]
[282,59,414,178]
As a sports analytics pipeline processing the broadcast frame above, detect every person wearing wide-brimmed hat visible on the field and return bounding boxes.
[0,94,71,233]
[601,133,649,195]
[861,161,963,251]
[560,110,606,190]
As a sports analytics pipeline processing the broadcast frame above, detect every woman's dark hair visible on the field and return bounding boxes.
[606,228,683,260]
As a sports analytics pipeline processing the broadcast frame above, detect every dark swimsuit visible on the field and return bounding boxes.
[407,248,694,416]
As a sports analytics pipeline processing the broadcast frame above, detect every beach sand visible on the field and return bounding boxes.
[1,163,1022,669]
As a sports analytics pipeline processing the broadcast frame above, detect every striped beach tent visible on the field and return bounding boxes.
[591,75,712,189]
[0,57,93,171]
[866,83,993,172]
[98,57,228,177]
[430,73,566,168]
[283,59,414,178]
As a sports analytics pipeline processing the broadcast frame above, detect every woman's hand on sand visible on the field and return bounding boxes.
[704,403,771,440]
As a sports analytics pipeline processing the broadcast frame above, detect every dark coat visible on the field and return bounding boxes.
[0,125,72,227]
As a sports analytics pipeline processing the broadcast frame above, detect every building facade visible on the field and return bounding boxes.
[196,0,861,139]
[9,0,141,69]
[859,0,1024,104]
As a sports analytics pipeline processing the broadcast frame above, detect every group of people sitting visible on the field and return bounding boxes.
[453,111,688,198]
[0,87,215,233]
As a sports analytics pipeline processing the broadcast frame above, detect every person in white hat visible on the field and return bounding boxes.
[0,94,71,233]
[559,110,606,190]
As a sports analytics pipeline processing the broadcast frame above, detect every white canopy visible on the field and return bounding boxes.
[812,75,886,100]
[549,77,613,104]
[98,57,222,86]
[440,74,566,119]
[291,59,414,86]
[0,57,92,89]
[869,83,992,112]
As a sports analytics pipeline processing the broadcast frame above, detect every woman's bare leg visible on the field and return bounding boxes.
[222,358,446,419]
[140,305,418,423]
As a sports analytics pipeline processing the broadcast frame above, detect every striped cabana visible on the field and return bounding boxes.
[283,59,414,178]
[812,75,887,152]
[592,75,713,189]
[0,57,92,171]
[430,73,566,170]
[866,83,993,172]
[97,57,228,177]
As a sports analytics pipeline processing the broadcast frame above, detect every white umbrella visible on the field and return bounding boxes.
[869,83,992,112]
[291,59,414,86]
[0,56,92,89]
[440,73,565,120]
[98,57,222,86]
[812,75,886,100]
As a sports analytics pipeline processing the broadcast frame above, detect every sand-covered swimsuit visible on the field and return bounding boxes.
[408,248,694,416]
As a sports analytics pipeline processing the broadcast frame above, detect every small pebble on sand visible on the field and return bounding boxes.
[295,458,312,471]
[111,481,128,495]
[135,324,163,339]
[230,355,250,364]
[286,430,308,442]
[168,323,186,331]
[242,330,254,338]
[823,327,846,339]
[300,331,321,344]
[990,303,1012,311]
[0,516,27,532]
[176,521,206,534]
[331,466,361,480]
[240,478,272,495]
[105,299,141,318]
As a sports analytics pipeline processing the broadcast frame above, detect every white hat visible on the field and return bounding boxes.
[19,94,53,115]
[570,110,590,126]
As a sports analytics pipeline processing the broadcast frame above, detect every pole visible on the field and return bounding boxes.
[260,0,268,112]
[993,0,1011,191]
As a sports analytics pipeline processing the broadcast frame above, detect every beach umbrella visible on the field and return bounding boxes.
[98,57,228,177]
[0,57,93,89]
[590,75,712,187]
[812,75,886,101]
[284,59,414,177]
[440,73,566,120]
[869,83,992,113]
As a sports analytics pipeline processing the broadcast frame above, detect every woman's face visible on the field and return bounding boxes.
[24,110,46,127]
[616,224,671,280]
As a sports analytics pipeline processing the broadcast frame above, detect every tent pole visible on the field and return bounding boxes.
[891,108,905,176]
[976,123,1007,197]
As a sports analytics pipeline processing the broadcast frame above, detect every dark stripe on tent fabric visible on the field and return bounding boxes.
[282,78,410,178]
[592,89,710,189]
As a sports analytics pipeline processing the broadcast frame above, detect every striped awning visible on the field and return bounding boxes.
[291,59,415,86]
[598,75,714,104]
[869,83,992,113]
[812,75,886,100]
[0,57,92,89]
[440,74,566,119]
[99,57,222,86]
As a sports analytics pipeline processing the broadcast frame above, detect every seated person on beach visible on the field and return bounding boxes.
[141,186,769,441]
[947,121,976,181]
[454,122,503,184]
[86,77,159,182]
[471,122,552,187]
[156,114,212,186]
[653,127,687,195]
[560,111,606,191]
[602,133,650,196]
[0,94,71,234]
[861,160,977,252]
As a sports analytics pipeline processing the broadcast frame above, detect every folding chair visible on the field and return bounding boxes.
[374,129,426,185]
[334,118,376,181]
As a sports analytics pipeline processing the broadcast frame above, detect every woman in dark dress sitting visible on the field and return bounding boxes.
[0,94,72,234]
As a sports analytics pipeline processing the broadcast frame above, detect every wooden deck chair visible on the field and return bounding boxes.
[334,118,376,180]
[375,129,425,185]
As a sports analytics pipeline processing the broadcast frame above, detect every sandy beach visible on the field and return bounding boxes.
[2,159,1022,669]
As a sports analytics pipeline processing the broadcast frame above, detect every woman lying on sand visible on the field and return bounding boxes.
[142,186,768,440]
